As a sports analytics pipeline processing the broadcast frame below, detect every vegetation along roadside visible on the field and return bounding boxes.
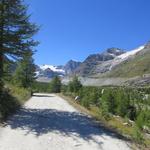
[59,76,150,150]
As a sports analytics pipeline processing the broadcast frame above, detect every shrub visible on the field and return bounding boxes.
[32,82,51,93]
[133,126,144,144]
[136,109,150,129]
[0,85,30,121]
[50,76,62,93]
[68,76,82,93]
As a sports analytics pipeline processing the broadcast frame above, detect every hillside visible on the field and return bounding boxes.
[104,43,150,78]
[75,48,125,76]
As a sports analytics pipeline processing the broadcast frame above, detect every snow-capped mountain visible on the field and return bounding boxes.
[74,47,125,76]
[35,41,150,85]
[107,45,145,71]
[35,61,81,80]
[104,43,150,79]
[74,43,148,77]
[116,45,145,60]
[39,65,65,73]
[35,65,65,79]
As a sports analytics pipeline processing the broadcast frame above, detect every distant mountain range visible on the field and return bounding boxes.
[35,60,81,82]
[36,41,150,86]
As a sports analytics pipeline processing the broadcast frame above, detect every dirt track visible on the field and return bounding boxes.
[0,93,131,150]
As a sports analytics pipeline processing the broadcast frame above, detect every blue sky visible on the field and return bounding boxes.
[26,0,150,65]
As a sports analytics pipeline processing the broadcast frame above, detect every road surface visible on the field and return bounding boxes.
[0,93,131,150]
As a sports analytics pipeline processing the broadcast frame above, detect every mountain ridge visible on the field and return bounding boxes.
[36,41,150,86]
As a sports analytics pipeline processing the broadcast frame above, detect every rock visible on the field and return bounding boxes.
[123,122,129,126]
[75,96,80,102]
[143,126,150,134]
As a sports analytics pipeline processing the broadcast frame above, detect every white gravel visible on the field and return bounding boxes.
[0,93,131,150]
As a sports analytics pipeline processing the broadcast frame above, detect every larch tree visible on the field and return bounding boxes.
[50,76,62,93]
[0,0,39,91]
[13,50,36,88]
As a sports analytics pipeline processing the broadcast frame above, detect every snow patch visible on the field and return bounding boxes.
[108,45,145,71]
[35,71,40,76]
[39,65,65,73]
[117,45,145,60]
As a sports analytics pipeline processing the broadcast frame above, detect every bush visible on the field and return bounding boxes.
[50,76,61,93]
[0,89,20,120]
[68,76,82,93]
[136,109,150,129]
[133,126,144,144]
[0,85,30,121]
[32,82,51,93]
[63,85,150,129]
[101,89,117,114]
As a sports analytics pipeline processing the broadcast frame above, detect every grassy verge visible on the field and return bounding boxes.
[58,93,150,150]
[0,84,31,122]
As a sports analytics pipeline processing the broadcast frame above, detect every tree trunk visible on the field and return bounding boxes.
[0,0,5,92]
[0,53,4,91]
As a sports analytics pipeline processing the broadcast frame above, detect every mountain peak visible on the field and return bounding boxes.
[64,60,81,75]
[145,41,150,49]
[39,64,65,73]
[106,48,125,56]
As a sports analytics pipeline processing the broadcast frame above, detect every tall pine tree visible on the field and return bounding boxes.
[0,0,38,91]
[13,50,36,88]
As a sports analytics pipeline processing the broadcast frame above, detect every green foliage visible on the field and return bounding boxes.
[101,89,117,114]
[32,82,51,93]
[68,76,82,93]
[0,0,38,91]
[0,85,30,120]
[80,87,99,106]
[0,93,18,120]
[133,126,144,144]
[106,51,150,78]
[115,89,130,117]
[136,109,150,129]
[61,85,67,94]
[50,76,62,93]
[64,85,150,129]
[13,51,36,88]
[63,85,150,147]
[81,94,91,108]
[0,0,38,121]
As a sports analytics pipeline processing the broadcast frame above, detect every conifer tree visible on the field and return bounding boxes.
[13,50,36,88]
[68,76,82,93]
[0,0,38,91]
[50,76,61,93]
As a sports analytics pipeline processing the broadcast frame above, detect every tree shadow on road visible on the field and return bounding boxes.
[6,108,129,146]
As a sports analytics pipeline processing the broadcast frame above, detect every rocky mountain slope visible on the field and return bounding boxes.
[75,48,125,76]
[104,42,150,78]
[36,41,150,86]
[73,42,150,78]
[64,60,81,75]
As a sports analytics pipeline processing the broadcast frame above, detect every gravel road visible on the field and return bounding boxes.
[0,93,131,150]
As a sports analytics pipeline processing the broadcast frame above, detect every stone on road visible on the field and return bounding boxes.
[0,93,131,150]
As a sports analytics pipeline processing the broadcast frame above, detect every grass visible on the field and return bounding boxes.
[59,93,150,150]
[0,84,31,121]
[8,84,31,104]
[105,51,150,78]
